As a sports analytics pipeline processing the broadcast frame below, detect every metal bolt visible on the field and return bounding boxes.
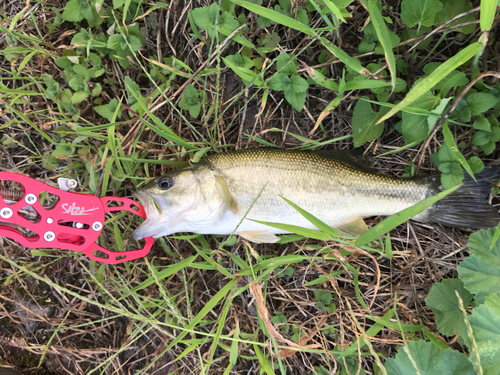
[0,207,13,219]
[75,222,84,229]
[25,194,37,205]
[57,178,78,191]
[92,221,103,231]
[46,217,53,224]
[44,231,55,242]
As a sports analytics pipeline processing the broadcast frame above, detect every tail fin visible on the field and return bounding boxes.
[425,166,500,229]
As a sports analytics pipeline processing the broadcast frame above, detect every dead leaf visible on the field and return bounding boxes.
[278,316,327,359]
[249,281,321,354]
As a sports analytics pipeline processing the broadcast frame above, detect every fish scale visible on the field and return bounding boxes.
[204,149,431,227]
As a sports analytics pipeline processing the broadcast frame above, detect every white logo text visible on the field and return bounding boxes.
[61,203,99,216]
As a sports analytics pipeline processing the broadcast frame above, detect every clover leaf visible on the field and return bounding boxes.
[270,311,289,333]
[276,53,297,75]
[257,32,280,49]
[62,0,103,27]
[472,116,500,155]
[191,4,220,37]
[94,98,122,122]
[434,143,463,189]
[275,266,294,277]
[107,34,141,52]
[283,75,308,111]
[178,84,201,118]
[351,97,385,147]
[43,74,59,101]
[268,54,308,112]
[467,92,499,116]
[314,290,336,314]
[401,0,443,28]
[62,0,84,22]
[71,28,91,47]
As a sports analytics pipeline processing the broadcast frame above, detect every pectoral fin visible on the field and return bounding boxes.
[335,217,368,236]
[240,230,280,243]
[215,175,239,215]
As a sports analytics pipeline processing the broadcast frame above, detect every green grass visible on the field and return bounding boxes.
[0,0,499,373]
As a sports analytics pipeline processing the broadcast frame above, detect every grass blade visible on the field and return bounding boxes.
[8,1,29,31]
[322,0,347,23]
[230,0,316,36]
[346,79,391,91]
[480,0,497,31]
[385,233,393,259]
[442,121,475,181]
[206,288,234,373]
[164,279,239,352]
[366,0,396,90]
[377,42,482,124]
[253,344,275,374]
[226,320,240,373]
[320,37,367,75]
[304,270,344,286]
[312,96,342,133]
[302,63,339,92]
[356,183,462,246]
[144,57,194,78]
[490,221,500,250]
[126,255,198,295]
[280,196,341,237]
[125,79,198,150]
[188,240,236,279]
[249,219,330,241]
[336,309,395,359]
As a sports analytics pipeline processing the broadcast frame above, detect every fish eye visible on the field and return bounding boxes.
[158,177,174,190]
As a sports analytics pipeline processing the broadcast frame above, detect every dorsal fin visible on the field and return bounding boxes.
[311,149,381,174]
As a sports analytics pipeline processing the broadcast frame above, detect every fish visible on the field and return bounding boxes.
[132,148,500,243]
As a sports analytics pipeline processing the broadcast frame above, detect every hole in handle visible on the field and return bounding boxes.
[106,200,124,208]
[18,206,41,223]
[0,180,24,204]
[93,249,109,259]
[58,220,90,230]
[57,233,86,246]
[38,191,60,210]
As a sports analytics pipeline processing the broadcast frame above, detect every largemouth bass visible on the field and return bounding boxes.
[132,149,500,242]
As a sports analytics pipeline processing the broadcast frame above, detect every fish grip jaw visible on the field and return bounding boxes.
[82,238,154,264]
[86,197,153,264]
[0,172,153,264]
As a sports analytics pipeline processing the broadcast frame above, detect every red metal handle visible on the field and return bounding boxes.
[0,172,153,264]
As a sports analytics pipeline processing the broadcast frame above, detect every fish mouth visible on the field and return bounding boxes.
[132,191,164,240]
[134,191,162,217]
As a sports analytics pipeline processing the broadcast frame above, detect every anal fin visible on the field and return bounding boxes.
[335,217,368,236]
[240,230,280,243]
